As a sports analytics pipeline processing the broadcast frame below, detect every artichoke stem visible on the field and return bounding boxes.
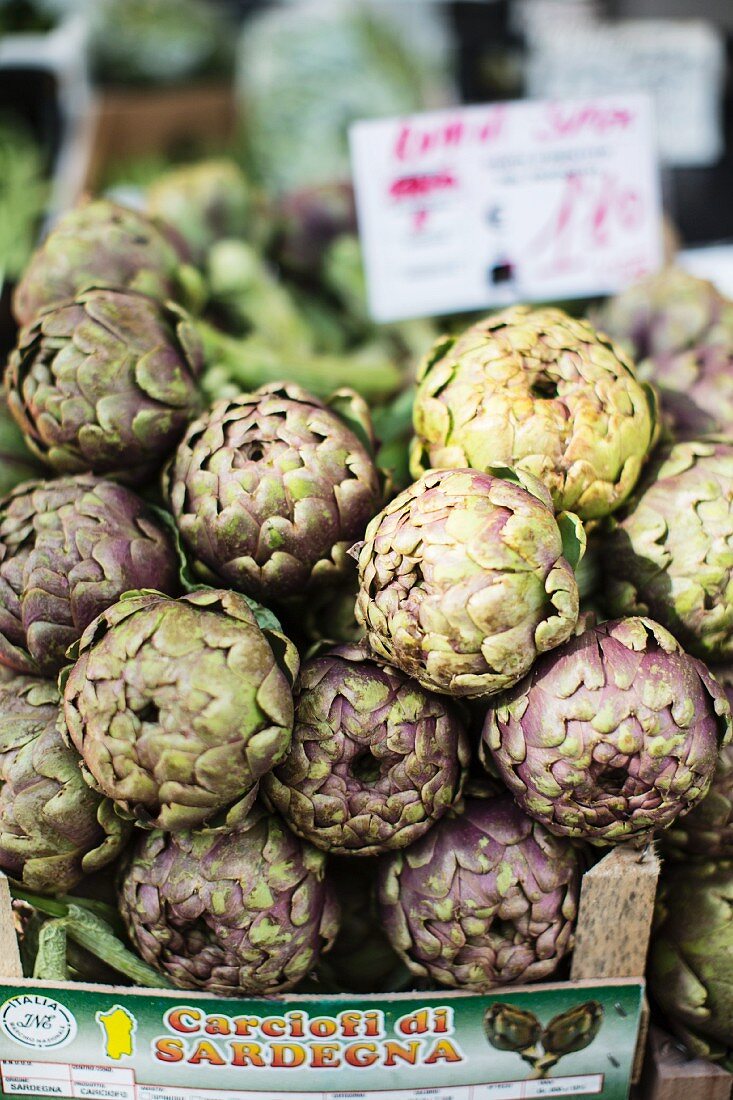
[197,319,403,403]
[33,920,69,981]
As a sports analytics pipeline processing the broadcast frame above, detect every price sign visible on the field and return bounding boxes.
[349,94,662,322]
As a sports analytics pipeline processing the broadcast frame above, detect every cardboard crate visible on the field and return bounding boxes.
[0,847,662,1099]
[83,83,237,192]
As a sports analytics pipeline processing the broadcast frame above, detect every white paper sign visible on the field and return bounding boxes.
[350,94,662,323]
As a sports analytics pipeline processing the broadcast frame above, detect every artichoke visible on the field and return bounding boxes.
[7,288,204,485]
[593,267,733,363]
[663,666,733,860]
[0,397,45,497]
[648,859,733,1068]
[0,475,179,677]
[168,383,382,602]
[410,306,658,520]
[541,1002,604,1057]
[594,268,733,438]
[297,571,364,648]
[119,804,338,995]
[306,861,412,994]
[482,617,731,845]
[263,643,469,855]
[13,200,197,327]
[354,467,583,698]
[61,589,299,831]
[147,160,254,266]
[604,439,733,661]
[484,1004,542,1053]
[0,674,128,894]
[275,183,356,278]
[378,795,581,992]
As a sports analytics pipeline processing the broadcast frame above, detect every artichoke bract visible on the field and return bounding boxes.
[604,439,733,661]
[119,804,338,995]
[648,860,733,1068]
[378,795,581,992]
[7,288,204,485]
[410,306,657,520]
[662,745,733,861]
[0,674,128,894]
[146,160,254,266]
[482,617,730,845]
[12,199,196,327]
[0,475,179,676]
[61,589,299,831]
[354,467,583,698]
[263,643,469,855]
[168,383,382,602]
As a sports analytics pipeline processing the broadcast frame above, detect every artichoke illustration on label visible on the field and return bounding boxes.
[484,1000,604,1079]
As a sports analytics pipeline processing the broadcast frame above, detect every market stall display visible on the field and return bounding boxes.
[0,170,732,1095]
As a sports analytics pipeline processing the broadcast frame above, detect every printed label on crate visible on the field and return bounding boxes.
[349,93,662,322]
[0,979,644,1098]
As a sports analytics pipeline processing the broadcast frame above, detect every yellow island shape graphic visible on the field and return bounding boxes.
[97,1005,136,1060]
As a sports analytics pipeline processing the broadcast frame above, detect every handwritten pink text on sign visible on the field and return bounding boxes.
[350,94,662,322]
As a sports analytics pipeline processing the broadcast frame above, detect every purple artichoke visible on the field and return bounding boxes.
[354,467,583,698]
[263,643,470,855]
[119,804,339,994]
[663,666,733,861]
[61,589,299,832]
[7,288,204,485]
[13,199,196,327]
[593,267,733,438]
[168,382,382,602]
[378,795,581,991]
[0,475,179,677]
[482,617,731,845]
[0,674,128,894]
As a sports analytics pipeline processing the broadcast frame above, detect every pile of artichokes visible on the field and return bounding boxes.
[2,163,733,1053]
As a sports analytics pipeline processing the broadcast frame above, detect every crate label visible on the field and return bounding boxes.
[0,980,643,1098]
[349,93,662,322]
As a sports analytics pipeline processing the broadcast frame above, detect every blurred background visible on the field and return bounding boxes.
[1,0,732,353]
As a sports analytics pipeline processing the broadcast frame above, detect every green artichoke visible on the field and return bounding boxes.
[604,439,733,661]
[0,396,45,497]
[354,467,584,698]
[12,199,199,327]
[146,160,254,265]
[168,383,382,602]
[410,306,658,520]
[6,288,204,485]
[648,860,733,1068]
[482,617,731,845]
[378,795,581,991]
[0,674,128,894]
[119,804,338,995]
[0,475,179,676]
[263,643,469,855]
[61,589,299,831]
